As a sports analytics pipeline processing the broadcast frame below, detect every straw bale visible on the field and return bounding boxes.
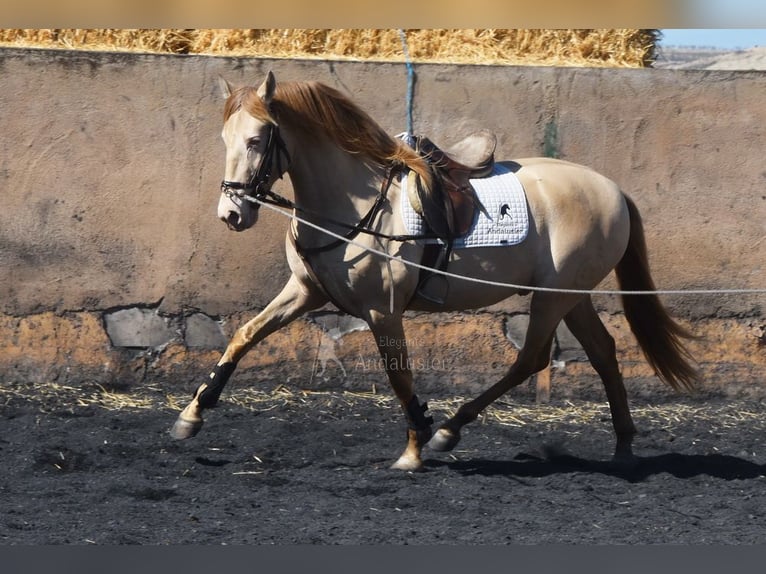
[0,29,659,67]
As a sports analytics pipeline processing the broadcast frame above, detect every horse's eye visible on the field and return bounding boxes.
[246,138,260,151]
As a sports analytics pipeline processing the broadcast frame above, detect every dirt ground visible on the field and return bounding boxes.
[2,376,766,545]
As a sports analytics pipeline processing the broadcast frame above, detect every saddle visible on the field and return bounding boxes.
[407,129,496,241]
[404,129,497,304]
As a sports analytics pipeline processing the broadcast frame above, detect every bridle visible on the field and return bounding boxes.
[220,122,291,207]
[219,121,439,257]
[220,131,436,244]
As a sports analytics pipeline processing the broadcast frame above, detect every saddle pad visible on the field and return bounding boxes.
[400,163,529,248]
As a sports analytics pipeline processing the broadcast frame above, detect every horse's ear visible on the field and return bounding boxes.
[218,76,233,99]
[257,70,276,104]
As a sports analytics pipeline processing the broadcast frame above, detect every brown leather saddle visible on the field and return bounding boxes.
[408,129,496,242]
[405,129,497,304]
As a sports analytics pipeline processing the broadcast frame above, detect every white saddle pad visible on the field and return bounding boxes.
[400,163,529,248]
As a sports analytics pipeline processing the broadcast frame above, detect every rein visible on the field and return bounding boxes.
[224,152,438,253]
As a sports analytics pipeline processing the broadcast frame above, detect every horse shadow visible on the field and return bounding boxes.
[424,450,766,483]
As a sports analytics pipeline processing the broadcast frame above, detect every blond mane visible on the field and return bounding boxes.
[224,81,431,185]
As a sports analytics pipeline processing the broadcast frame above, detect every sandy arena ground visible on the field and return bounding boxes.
[2,376,765,544]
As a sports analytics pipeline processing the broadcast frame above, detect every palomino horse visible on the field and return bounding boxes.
[171,71,697,471]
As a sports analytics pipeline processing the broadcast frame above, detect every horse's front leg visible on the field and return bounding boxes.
[367,310,433,471]
[170,274,326,439]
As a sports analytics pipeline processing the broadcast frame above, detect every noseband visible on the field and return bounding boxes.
[220,123,291,204]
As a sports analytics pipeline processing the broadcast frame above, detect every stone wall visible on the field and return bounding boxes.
[0,48,763,395]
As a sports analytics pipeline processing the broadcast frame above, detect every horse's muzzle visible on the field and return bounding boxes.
[218,190,259,232]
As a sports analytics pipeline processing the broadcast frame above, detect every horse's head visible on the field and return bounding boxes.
[217,71,290,232]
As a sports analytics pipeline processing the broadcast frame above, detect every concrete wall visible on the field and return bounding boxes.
[1,48,763,393]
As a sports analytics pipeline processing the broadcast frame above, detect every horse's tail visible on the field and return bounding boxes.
[615,194,698,392]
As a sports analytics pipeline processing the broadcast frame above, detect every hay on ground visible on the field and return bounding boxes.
[2,380,762,434]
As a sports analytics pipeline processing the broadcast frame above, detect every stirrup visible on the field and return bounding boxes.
[416,274,449,305]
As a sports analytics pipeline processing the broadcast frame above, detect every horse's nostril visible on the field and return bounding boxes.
[223,211,240,228]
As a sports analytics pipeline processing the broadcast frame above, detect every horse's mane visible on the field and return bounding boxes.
[224,81,431,185]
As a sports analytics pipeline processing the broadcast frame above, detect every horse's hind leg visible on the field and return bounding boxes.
[563,296,636,460]
[170,274,326,439]
[429,292,578,452]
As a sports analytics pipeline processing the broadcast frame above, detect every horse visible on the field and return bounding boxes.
[170,70,697,471]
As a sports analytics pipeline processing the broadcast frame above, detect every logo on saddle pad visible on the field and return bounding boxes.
[485,201,522,237]
[493,203,515,227]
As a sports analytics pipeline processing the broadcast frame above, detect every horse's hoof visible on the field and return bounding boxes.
[390,455,424,472]
[169,417,203,440]
[427,428,461,452]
